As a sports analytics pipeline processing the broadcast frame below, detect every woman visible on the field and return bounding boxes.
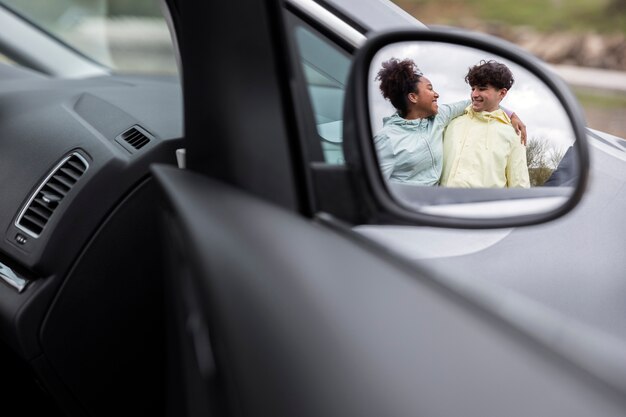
[374,58,526,186]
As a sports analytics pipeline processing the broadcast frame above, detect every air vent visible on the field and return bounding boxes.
[16,152,89,238]
[116,125,152,152]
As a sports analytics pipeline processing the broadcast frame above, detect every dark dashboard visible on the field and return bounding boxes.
[0,62,183,416]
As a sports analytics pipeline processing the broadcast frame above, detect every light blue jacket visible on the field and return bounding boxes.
[374,100,469,186]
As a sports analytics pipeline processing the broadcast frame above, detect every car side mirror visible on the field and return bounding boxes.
[343,29,589,229]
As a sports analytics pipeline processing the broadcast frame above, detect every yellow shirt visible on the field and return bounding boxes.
[441,106,530,188]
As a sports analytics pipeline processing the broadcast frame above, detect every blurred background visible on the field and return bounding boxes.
[390,0,626,139]
[2,0,623,139]
[0,0,177,74]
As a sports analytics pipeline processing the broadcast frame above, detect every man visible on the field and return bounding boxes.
[440,60,530,188]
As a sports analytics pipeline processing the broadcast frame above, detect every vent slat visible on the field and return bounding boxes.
[59,167,82,181]
[28,203,53,219]
[118,127,151,151]
[19,218,44,235]
[22,211,47,228]
[34,196,60,208]
[54,174,77,188]
[17,152,88,237]
[44,180,70,195]
[127,132,142,141]
[66,159,87,174]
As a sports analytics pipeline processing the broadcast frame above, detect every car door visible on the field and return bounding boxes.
[156,0,626,416]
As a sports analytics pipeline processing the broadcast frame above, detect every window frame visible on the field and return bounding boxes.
[284,6,359,165]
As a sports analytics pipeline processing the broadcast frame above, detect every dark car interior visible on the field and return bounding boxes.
[0,60,182,415]
[1,0,625,416]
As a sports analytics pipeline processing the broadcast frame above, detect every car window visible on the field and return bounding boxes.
[0,0,177,75]
[293,25,350,165]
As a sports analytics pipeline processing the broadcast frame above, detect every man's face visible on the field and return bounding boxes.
[470,84,507,112]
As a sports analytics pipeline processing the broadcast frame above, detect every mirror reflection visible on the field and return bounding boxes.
[369,42,579,218]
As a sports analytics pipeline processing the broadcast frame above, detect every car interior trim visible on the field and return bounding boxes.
[287,0,365,48]
[14,151,90,239]
[114,125,153,153]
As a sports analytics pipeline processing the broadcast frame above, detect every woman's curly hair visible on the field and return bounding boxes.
[465,60,514,90]
[376,58,422,116]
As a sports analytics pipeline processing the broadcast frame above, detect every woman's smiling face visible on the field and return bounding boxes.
[411,76,440,117]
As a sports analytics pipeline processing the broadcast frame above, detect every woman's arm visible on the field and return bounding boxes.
[501,107,527,145]
[442,100,470,121]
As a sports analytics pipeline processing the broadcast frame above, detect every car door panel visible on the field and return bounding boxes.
[154,164,626,417]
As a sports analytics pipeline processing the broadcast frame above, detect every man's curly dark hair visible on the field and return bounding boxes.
[376,58,423,117]
[465,60,514,90]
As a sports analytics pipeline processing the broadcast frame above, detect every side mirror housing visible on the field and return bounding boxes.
[343,28,589,229]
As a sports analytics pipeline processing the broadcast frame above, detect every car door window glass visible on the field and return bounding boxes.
[293,25,350,165]
[0,0,177,75]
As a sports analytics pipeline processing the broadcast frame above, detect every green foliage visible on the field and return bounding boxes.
[573,88,626,109]
[392,0,626,34]
[528,167,554,187]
